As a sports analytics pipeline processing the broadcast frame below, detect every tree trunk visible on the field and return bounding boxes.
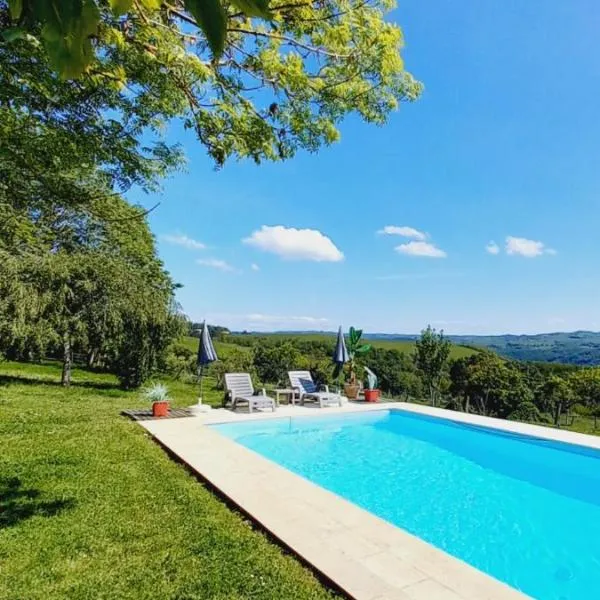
[61,334,72,387]
[87,348,97,368]
[554,401,562,427]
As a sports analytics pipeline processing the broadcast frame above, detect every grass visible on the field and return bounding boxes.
[178,336,252,358]
[0,360,336,600]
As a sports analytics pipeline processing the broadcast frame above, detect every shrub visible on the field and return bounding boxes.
[508,401,542,423]
[162,343,196,380]
[211,348,257,390]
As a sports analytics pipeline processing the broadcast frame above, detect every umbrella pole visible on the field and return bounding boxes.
[199,364,204,403]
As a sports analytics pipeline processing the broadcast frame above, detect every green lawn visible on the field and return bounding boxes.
[0,361,336,600]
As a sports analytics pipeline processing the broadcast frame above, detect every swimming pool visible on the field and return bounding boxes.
[212,409,600,600]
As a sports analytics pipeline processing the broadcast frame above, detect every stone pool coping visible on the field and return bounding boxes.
[138,401,600,599]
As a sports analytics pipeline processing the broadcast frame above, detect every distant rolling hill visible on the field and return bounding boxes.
[448,331,600,366]
[352,331,600,365]
[224,330,600,366]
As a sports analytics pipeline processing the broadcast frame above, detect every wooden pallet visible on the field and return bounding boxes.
[122,408,193,421]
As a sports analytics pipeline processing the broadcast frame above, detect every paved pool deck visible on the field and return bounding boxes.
[138,401,600,600]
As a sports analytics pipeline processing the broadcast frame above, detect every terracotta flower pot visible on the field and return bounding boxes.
[152,400,169,417]
[364,389,380,403]
[344,383,360,400]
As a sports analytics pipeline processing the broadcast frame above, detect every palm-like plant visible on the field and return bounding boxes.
[346,327,371,384]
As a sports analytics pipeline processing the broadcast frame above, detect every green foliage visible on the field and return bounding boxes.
[449,352,532,418]
[345,326,371,383]
[184,0,227,56]
[0,190,182,389]
[161,342,197,381]
[507,401,544,423]
[254,341,300,386]
[6,0,100,78]
[542,374,576,426]
[570,368,600,408]
[1,0,421,168]
[414,325,452,406]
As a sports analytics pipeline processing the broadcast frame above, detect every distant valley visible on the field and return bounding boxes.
[258,330,600,366]
[367,331,600,366]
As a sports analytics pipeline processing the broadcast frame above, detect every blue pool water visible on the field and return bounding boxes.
[212,409,600,600]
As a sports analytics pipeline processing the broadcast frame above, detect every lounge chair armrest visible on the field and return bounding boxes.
[260,388,267,396]
[319,384,329,393]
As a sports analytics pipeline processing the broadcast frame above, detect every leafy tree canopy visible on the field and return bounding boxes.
[1,0,422,173]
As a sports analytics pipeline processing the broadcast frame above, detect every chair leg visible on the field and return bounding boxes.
[249,402,253,413]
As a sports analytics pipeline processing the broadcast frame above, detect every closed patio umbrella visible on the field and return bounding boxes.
[332,325,349,385]
[197,320,218,402]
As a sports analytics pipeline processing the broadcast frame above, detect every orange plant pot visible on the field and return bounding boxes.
[152,401,169,417]
[363,389,380,403]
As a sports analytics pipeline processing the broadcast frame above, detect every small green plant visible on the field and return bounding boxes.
[364,367,378,390]
[142,382,170,403]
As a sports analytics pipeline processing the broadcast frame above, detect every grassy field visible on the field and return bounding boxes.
[182,333,477,360]
[0,360,335,600]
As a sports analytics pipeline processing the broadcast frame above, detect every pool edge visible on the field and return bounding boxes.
[139,408,528,600]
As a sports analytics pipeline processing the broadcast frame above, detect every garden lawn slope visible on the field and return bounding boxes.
[0,361,335,600]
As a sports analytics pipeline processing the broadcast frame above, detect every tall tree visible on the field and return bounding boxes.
[0,190,180,387]
[543,375,576,427]
[414,325,451,407]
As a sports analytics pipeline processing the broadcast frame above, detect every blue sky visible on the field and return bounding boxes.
[128,0,600,335]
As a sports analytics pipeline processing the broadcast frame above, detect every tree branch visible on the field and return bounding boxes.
[227,28,350,59]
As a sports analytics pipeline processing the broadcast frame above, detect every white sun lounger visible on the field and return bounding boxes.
[224,373,276,413]
[288,370,343,408]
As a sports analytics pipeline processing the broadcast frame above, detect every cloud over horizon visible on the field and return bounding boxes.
[196,258,235,272]
[395,241,447,258]
[378,225,427,240]
[486,241,500,255]
[243,225,344,262]
[204,312,330,331]
[505,236,556,258]
[162,233,205,250]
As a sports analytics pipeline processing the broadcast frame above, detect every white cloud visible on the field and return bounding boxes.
[250,263,260,271]
[196,258,235,272]
[162,233,205,250]
[395,241,447,258]
[505,236,556,258]
[486,241,500,255]
[378,225,427,240]
[243,225,343,262]
[246,313,329,325]
[205,312,330,331]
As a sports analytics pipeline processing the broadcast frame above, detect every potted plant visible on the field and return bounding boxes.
[344,327,371,400]
[143,383,170,417]
[363,367,380,402]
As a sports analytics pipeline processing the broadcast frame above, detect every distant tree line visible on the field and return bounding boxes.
[177,326,600,427]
